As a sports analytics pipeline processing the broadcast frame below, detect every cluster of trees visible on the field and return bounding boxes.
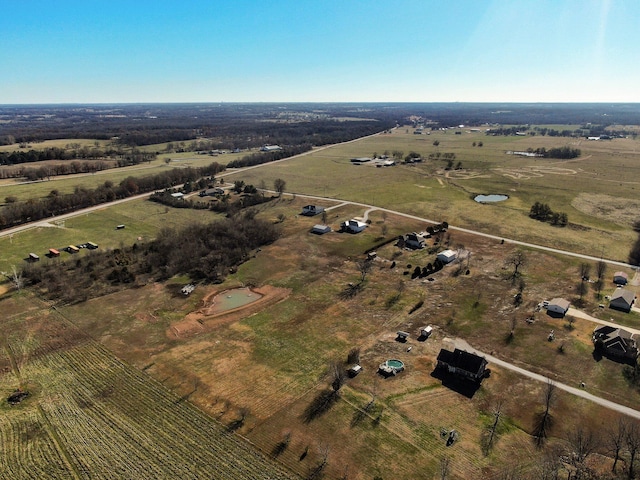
[226,145,311,168]
[529,202,568,227]
[148,190,210,210]
[22,213,280,303]
[410,258,445,279]
[2,160,112,181]
[0,163,224,230]
[524,146,581,159]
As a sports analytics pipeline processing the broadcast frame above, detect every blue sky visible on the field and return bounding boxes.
[1,0,637,103]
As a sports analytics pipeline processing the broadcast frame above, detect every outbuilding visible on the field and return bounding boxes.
[301,205,325,216]
[436,249,457,264]
[341,219,367,233]
[610,289,636,313]
[613,271,629,286]
[311,224,331,235]
[28,253,40,262]
[546,298,570,317]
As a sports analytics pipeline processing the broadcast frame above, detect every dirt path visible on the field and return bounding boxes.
[449,338,640,420]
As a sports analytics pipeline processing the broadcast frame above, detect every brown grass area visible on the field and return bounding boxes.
[572,192,640,228]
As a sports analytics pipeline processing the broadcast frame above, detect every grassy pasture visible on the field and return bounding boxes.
[0,139,109,153]
[229,129,640,261]
[47,196,639,478]
[0,198,223,273]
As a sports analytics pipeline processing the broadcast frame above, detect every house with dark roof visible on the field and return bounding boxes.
[593,325,638,361]
[436,348,488,383]
[301,205,325,216]
[404,232,426,249]
[610,289,636,313]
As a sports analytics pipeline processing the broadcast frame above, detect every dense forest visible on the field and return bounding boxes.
[22,212,281,304]
[3,103,640,148]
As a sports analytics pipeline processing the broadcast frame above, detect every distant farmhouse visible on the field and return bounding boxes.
[341,219,367,233]
[260,145,283,152]
[436,348,488,383]
[593,325,638,361]
[610,289,636,313]
[403,232,426,250]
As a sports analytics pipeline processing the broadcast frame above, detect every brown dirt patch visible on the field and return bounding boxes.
[572,192,640,227]
[167,285,291,339]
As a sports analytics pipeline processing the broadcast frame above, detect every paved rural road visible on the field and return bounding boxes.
[449,338,640,420]
[568,307,640,335]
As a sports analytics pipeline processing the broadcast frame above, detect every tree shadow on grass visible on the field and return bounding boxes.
[302,389,340,424]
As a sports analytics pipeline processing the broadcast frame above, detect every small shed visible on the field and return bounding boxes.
[546,298,570,316]
[116,224,125,230]
[347,365,362,377]
[28,253,40,262]
[420,326,433,338]
[301,205,325,216]
[171,192,185,199]
[49,248,60,257]
[613,272,629,286]
[67,245,79,254]
[341,219,367,233]
[437,249,457,264]
[396,331,410,342]
[311,224,331,235]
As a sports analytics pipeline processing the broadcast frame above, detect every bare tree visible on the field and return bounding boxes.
[596,259,607,281]
[274,178,286,197]
[626,420,640,480]
[606,415,628,474]
[357,259,372,283]
[580,262,591,280]
[506,250,527,281]
[484,399,503,455]
[330,361,346,392]
[347,347,360,365]
[534,380,556,447]
[565,425,598,479]
[10,265,24,291]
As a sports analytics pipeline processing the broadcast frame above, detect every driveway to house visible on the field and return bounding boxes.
[448,338,640,420]
[567,307,640,335]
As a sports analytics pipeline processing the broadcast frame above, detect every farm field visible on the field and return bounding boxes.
[0,293,298,479]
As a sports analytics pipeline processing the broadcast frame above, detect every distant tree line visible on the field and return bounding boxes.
[226,145,312,168]
[523,146,581,159]
[529,202,568,227]
[0,146,121,165]
[0,163,224,230]
[22,213,280,303]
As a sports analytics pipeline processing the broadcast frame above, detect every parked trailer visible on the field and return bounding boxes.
[87,242,98,249]
[28,253,40,262]
[49,248,60,257]
[116,224,125,230]
[67,245,80,254]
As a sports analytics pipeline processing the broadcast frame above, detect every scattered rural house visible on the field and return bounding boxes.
[404,232,426,249]
[28,253,40,262]
[347,365,362,377]
[181,284,196,296]
[311,224,331,235]
[67,245,80,254]
[301,205,325,216]
[341,219,367,233]
[382,159,396,166]
[609,289,636,313]
[436,348,488,383]
[546,298,570,316]
[260,145,282,152]
[171,192,185,199]
[592,325,639,361]
[436,249,457,264]
[199,187,224,197]
[350,157,372,163]
[613,271,629,286]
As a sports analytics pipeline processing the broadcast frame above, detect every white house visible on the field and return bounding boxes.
[341,219,367,233]
[437,249,457,264]
[301,205,325,216]
[260,145,282,152]
[546,298,570,316]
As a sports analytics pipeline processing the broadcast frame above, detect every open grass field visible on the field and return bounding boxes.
[0,198,224,273]
[228,128,640,261]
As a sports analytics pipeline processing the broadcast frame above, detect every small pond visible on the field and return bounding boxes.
[474,194,508,203]
[210,287,263,313]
